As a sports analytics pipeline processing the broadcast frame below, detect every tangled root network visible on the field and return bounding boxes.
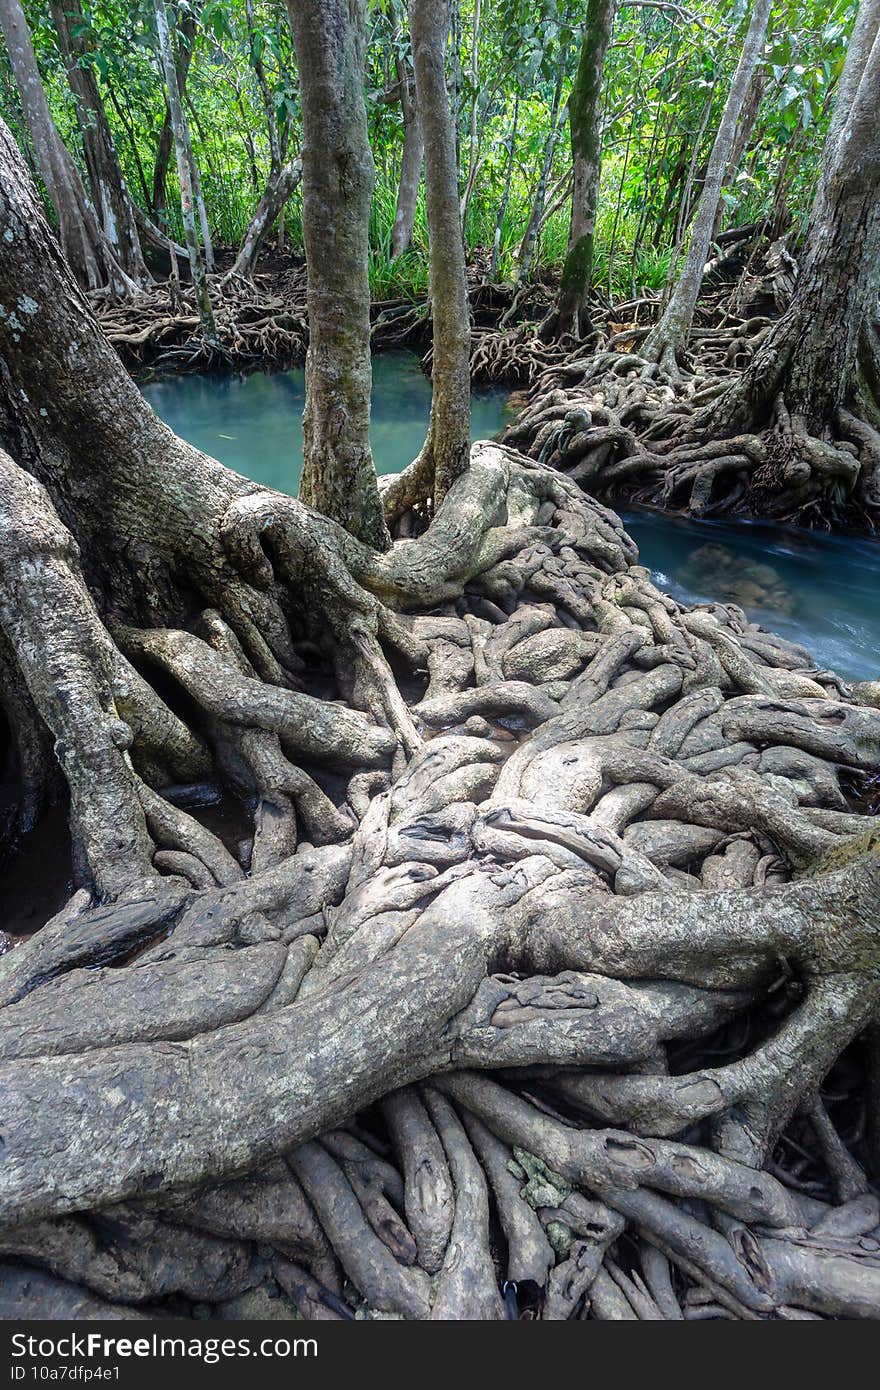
[1,443,880,1321]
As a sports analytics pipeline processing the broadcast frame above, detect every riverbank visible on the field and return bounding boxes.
[94,247,562,384]
[101,239,880,538]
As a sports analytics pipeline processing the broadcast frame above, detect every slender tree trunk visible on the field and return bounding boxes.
[548,0,617,339]
[410,0,471,506]
[226,157,302,282]
[48,0,150,286]
[226,0,296,281]
[516,22,571,284]
[152,0,216,342]
[643,0,773,368]
[188,140,214,272]
[0,0,132,294]
[390,55,423,258]
[711,65,767,240]
[459,0,481,226]
[285,0,389,550]
[106,80,153,210]
[489,93,519,279]
[152,13,194,224]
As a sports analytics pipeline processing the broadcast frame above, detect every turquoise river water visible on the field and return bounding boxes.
[141,353,880,684]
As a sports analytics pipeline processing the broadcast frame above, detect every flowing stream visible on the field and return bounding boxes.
[143,353,880,684]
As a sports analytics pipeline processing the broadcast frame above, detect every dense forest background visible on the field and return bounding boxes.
[1,0,856,299]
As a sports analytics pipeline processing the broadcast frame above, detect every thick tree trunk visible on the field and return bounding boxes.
[390,56,423,259]
[48,0,150,287]
[152,0,216,342]
[0,0,133,295]
[547,0,617,340]
[284,0,389,550]
[643,0,773,369]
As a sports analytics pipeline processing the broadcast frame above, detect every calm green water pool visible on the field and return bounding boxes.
[141,356,880,684]
[141,350,511,493]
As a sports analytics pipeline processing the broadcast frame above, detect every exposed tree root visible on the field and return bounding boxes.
[1,436,880,1320]
[504,326,880,530]
[93,267,309,375]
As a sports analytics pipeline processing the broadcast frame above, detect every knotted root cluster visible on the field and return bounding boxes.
[1,442,879,1321]
[505,333,880,528]
[94,267,309,375]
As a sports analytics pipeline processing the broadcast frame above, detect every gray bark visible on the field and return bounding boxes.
[383,0,471,517]
[1,107,880,1322]
[153,0,216,341]
[49,0,150,286]
[644,0,773,366]
[713,0,880,436]
[390,54,423,259]
[0,0,133,294]
[151,11,194,224]
[226,158,302,282]
[285,0,389,550]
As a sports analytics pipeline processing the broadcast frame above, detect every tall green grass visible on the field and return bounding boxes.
[130,144,685,305]
[367,171,430,299]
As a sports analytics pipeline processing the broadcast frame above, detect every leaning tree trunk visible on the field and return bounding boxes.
[225,157,302,283]
[284,0,389,550]
[223,0,299,283]
[3,115,880,1319]
[153,0,217,342]
[711,65,767,241]
[0,0,134,294]
[643,0,773,370]
[545,0,617,341]
[151,11,195,226]
[48,0,150,287]
[390,53,423,259]
[382,0,471,520]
